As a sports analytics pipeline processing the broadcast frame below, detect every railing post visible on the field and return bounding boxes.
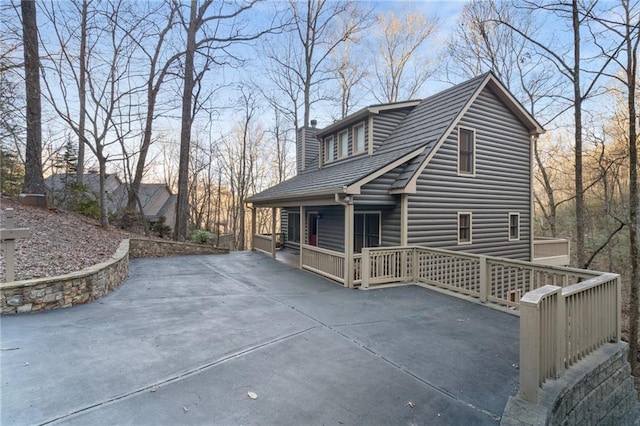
[361,248,370,289]
[271,207,277,259]
[616,275,622,341]
[412,248,418,282]
[556,291,566,376]
[519,299,540,402]
[479,256,488,302]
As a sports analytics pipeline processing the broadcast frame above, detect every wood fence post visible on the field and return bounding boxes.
[479,256,488,302]
[519,299,540,402]
[361,248,370,289]
[0,208,30,282]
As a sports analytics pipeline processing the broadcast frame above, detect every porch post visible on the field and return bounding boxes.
[401,194,408,247]
[250,205,256,250]
[271,207,277,259]
[344,201,354,288]
[299,206,305,269]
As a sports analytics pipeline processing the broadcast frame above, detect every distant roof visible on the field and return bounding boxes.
[247,72,544,205]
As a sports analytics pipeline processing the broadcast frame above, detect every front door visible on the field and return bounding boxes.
[308,213,319,246]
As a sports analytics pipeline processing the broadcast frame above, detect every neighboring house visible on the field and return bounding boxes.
[45,172,176,230]
[246,72,570,287]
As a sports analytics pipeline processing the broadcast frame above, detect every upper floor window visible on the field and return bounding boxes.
[458,127,475,175]
[353,123,365,153]
[509,213,520,241]
[338,130,348,158]
[458,212,472,244]
[324,136,335,163]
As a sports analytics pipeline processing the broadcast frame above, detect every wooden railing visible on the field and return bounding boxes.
[252,234,273,254]
[353,254,362,286]
[357,245,619,402]
[519,273,620,402]
[301,244,345,284]
[360,246,600,306]
[533,237,571,266]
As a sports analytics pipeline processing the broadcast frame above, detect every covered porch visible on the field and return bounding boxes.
[249,195,378,289]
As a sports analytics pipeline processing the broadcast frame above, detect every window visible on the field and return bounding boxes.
[354,212,380,253]
[353,123,365,153]
[338,130,348,158]
[458,128,475,175]
[509,213,520,241]
[287,211,300,243]
[324,136,335,163]
[458,212,472,244]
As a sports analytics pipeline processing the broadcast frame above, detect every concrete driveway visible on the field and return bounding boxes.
[1,251,519,425]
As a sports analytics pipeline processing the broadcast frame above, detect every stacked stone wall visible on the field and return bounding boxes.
[1,240,129,314]
[128,238,229,257]
[502,342,639,425]
[1,238,228,314]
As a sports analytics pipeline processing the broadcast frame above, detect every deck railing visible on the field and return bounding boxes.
[360,246,601,306]
[533,237,571,266]
[519,273,620,402]
[357,245,619,402]
[301,244,345,284]
[253,234,273,254]
[257,242,619,400]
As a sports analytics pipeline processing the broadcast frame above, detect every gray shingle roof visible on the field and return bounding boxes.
[247,72,527,204]
[247,143,424,203]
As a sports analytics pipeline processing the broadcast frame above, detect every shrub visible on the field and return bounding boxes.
[189,229,214,245]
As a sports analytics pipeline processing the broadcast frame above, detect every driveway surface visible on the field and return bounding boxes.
[1,251,519,425]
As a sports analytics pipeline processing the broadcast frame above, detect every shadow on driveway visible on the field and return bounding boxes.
[0,251,519,425]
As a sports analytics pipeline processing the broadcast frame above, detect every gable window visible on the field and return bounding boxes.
[509,213,520,241]
[338,130,348,158]
[287,211,300,243]
[324,136,335,163]
[354,212,380,253]
[458,212,472,244]
[353,123,365,153]
[458,127,475,175]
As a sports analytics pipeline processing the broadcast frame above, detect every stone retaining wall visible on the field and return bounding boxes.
[501,341,639,425]
[1,240,129,314]
[129,238,229,257]
[1,238,229,314]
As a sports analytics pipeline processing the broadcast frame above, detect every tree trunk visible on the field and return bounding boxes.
[174,0,197,241]
[572,0,586,267]
[21,0,46,197]
[77,0,87,183]
[625,0,639,374]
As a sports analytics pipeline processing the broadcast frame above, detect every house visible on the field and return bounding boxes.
[45,172,177,230]
[246,72,570,287]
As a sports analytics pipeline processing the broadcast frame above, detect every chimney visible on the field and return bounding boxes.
[296,120,319,173]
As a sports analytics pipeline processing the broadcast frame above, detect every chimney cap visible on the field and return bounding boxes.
[310,119,317,128]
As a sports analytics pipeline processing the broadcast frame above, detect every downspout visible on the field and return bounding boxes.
[530,133,536,262]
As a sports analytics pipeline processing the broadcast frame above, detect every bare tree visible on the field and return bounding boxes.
[332,36,367,118]
[40,0,144,226]
[20,0,46,197]
[491,0,626,267]
[369,9,438,103]
[264,0,370,128]
[586,0,639,372]
[124,1,178,214]
[173,0,277,241]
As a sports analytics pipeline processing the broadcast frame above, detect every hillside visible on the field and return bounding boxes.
[0,196,134,281]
